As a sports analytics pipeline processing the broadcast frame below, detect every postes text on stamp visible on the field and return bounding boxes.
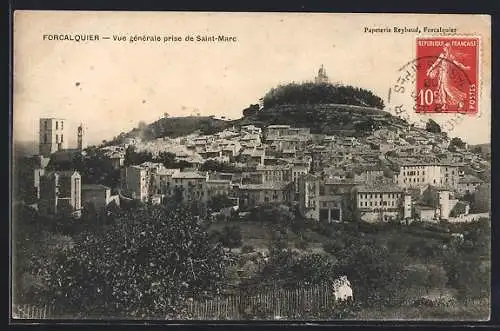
[416,37,479,114]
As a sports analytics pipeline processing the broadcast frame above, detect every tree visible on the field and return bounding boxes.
[242,104,260,117]
[249,203,295,227]
[14,156,39,203]
[13,205,75,305]
[262,82,385,109]
[208,194,235,212]
[444,258,489,300]
[425,119,441,134]
[199,160,238,173]
[339,244,406,307]
[449,137,467,150]
[45,205,228,318]
[289,254,337,284]
[407,239,438,263]
[124,146,153,167]
[219,225,242,249]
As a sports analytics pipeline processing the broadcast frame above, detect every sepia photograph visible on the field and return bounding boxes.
[11,11,491,321]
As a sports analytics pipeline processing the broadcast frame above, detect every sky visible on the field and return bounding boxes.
[13,11,491,147]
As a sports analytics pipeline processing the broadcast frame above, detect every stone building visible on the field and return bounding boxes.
[394,162,460,190]
[39,170,82,217]
[354,184,411,223]
[39,118,68,157]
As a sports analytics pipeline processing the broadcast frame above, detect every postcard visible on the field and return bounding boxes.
[11,11,491,321]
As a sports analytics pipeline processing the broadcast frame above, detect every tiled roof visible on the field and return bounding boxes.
[239,182,289,190]
[172,172,206,179]
[356,185,403,193]
[44,170,80,178]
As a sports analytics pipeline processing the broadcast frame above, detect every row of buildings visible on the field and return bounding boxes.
[28,111,490,224]
[118,158,488,223]
[37,170,118,218]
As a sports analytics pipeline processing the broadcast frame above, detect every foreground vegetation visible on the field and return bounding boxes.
[12,199,490,320]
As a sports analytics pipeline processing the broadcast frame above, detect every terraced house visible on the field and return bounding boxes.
[354,185,412,223]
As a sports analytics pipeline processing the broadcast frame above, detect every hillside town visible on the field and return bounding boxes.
[27,107,490,226]
[13,66,491,320]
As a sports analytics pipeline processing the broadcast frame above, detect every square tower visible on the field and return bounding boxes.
[39,118,68,157]
[77,123,87,152]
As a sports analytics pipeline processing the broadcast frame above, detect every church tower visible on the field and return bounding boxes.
[39,118,68,157]
[315,64,330,84]
[77,123,86,152]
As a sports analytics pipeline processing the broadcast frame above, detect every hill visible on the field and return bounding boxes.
[109,82,402,143]
[261,82,385,109]
[107,116,232,144]
[233,103,406,136]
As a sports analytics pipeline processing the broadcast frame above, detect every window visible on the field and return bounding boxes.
[56,134,59,143]
[61,134,64,143]
[56,121,58,130]
[44,121,48,129]
[61,121,63,129]
[370,202,373,206]
[44,134,47,144]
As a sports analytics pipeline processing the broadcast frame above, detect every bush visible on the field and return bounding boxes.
[295,238,308,250]
[220,225,243,248]
[45,205,228,318]
[241,245,255,254]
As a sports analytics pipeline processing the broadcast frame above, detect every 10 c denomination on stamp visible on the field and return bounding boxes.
[416,37,479,114]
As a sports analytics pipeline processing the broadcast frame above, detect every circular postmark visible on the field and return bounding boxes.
[387,55,481,133]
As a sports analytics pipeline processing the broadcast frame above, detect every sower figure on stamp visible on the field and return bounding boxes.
[426,42,470,111]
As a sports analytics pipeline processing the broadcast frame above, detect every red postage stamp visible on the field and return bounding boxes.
[416,37,479,114]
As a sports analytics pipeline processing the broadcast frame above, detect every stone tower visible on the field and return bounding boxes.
[77,123,86,152]
[315,64,330,84]
[39,118,68,157]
